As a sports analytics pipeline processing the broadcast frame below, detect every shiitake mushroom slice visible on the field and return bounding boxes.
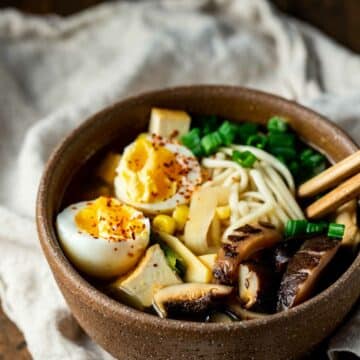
[205,311,236,323]
[213,223,282,285]
[226,299,270,321]
[277,235,340,311]
[273,237,304,273]
[238,261,276,312]
[153,283,233,319]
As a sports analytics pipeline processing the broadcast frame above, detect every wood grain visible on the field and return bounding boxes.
[299,150,360,197]
[0,304,31,360]
[306,172,360,219]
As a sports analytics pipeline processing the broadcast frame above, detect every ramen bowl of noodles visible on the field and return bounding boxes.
[36,86,360,360]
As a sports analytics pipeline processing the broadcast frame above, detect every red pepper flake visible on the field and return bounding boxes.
[128,252,134,257]
[169,130,179,139]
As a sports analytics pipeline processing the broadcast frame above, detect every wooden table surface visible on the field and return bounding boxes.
[0,305,31,359]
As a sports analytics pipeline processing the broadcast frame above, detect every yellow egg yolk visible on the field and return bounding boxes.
[119,137,185,203]
[74,197,146,241]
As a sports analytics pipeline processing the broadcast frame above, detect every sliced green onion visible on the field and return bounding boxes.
[181,128,201,148]
[202,115,219,135]
[327,223,345,239]
[180,128,204,157]
[270,147,297,160]
[300,148,315,162]
[236,122,259,143]
[268,133,295,148]
[285,220,308,237]
[306,221,328,235]
[276,155,287,164]
[218,121,236,145]
[201,131,223,155]
[246,134,267,149]
[288,160,300,176]
[286,220,342,238]
[191,145,205,157]
[267,116,288,133]
[303,153,326,168]
[232,150,257,168]
[300,148,327,179]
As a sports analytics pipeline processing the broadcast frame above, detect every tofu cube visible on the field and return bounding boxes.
[149,108,191,139]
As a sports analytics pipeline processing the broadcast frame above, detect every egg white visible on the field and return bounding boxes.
[56,201,150,279]
[114,139,201,213]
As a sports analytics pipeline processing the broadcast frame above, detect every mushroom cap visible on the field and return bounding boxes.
[153,283,233,318]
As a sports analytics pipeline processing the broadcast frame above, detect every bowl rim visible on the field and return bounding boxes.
[36,85,360,333]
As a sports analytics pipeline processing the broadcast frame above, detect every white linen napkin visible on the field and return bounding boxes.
[0,1,359,358]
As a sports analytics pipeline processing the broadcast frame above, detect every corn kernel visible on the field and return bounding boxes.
[153,215,176,235]
[172,205,189,231]
[216,206,231,220]
[96,152,121,184]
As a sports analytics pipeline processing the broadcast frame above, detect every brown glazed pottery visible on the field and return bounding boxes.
[36,86,360,360]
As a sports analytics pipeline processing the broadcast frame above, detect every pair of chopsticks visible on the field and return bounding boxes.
[299,150,360,219]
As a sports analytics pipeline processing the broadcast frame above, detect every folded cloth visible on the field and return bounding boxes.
[0,0,359,358]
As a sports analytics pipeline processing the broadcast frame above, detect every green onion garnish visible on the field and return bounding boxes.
[236,122,259,143]
[270,147,297,160]
[303,153,326,168]
[276,155,286,164]
[201,131,223,155]
[202,115,219,135]
[180,128,204,157]
[299,148,327,180]
[246,134,267,149]
[306,221,328,235]
[285,220,308,237]
[267,116,288,133]
[268,133,295,148]
[288,160,300,176]
[218,121,236,145]
[300,148,314,162]
[232,150,257,168]
[327,223,345,239]
[285,220,345,239]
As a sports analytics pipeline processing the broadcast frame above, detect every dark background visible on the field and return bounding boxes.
[0,0,359,52]
[0,1,359,359]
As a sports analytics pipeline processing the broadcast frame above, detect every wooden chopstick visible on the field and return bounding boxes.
[306,172,360,219]
[298,150,360,198]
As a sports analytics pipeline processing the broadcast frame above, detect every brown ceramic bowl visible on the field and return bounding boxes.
[36,86,360,360]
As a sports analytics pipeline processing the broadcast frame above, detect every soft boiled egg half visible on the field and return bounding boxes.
[56,196,150,278]
[114,134,202,213]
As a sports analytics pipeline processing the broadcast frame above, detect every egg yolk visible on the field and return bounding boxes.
[119,137,185,203]
[75,197,146,241]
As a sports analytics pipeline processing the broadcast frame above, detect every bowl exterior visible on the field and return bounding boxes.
[37,86,360,360]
